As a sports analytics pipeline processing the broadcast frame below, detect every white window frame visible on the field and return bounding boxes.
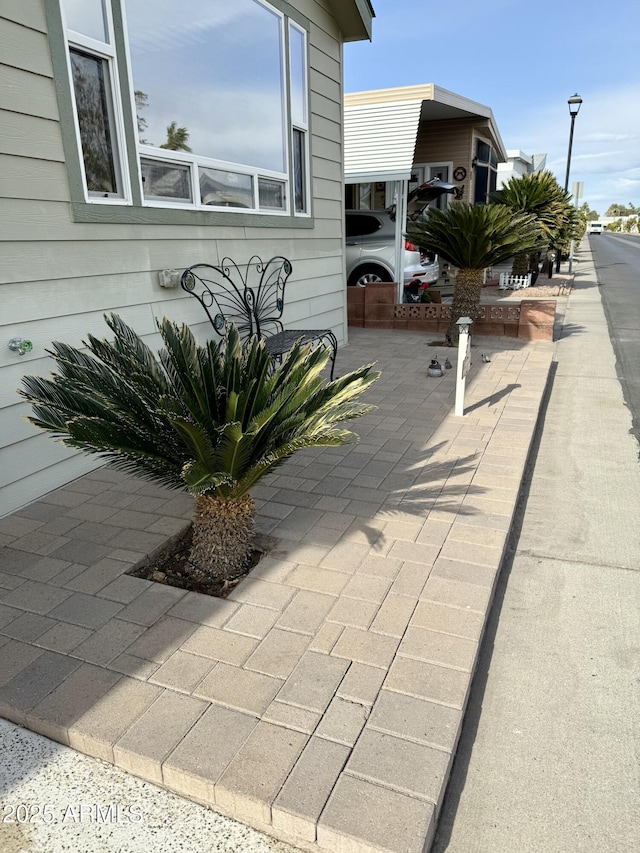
[61,3,132,204]
[473,137,497,204]
[59,0,310,218]
[138,147,290,214]
[289,20,310,216]
[426,162,453,209]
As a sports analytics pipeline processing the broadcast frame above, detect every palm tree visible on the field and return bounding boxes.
[407,203,543,345]
[20,315,378,582]
[161,121,192,152]
[491,170,578,274]
[491,170,575,275]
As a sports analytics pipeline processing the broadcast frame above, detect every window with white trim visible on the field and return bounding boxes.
[426,164,452,210]
[61,0,129,200]
[289,21,308,213]
[473,139,498,204]
[59,0,310,217]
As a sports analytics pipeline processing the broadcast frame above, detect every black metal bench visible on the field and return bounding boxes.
[180,256,338,379]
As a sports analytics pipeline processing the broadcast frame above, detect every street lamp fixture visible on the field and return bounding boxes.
[564,93,583,192]
[567,93,583,118]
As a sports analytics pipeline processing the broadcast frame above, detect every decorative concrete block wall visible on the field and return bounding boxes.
[346,288,556,341]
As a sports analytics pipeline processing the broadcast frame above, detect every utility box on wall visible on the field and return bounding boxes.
[158,269,181,288]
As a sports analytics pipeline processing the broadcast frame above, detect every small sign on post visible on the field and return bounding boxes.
[455,316,473,416]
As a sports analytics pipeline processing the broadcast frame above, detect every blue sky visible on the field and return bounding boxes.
[344,0,640,217]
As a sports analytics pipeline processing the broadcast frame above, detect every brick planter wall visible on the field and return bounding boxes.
[347,282,397,329]
[346,289,556,341]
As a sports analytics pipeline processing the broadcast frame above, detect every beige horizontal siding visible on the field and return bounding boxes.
[0,63,59,119]
[0,154,70,201]
[312,113,342,147]
[1,455,101,515]
[0,109,64,160]
[0,17,52,76]
[415,119,473,165]
[0,401,37,446]
[2,0,49,32]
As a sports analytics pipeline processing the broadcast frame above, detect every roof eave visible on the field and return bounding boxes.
[326,0,375,42]
[345,85,507,160]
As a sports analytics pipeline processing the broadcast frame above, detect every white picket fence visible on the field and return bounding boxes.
[499,272,532,290]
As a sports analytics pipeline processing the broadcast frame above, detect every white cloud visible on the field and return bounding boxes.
[125,0,251,53]
[584,132,635,143]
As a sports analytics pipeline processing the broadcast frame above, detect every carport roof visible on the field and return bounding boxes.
[344,84,507,183]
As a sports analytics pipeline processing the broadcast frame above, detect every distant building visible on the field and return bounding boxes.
[496,150,547,187]
[344,84,507,209]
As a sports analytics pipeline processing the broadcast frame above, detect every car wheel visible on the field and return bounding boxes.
[348,265,391,287]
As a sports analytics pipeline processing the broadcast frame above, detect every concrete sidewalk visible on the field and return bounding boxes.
[0,323,554,852]
[433,241,640,852]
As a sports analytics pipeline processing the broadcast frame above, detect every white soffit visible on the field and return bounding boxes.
[344,99,423,183]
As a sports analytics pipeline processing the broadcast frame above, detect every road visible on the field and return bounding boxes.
[590,231,640,448]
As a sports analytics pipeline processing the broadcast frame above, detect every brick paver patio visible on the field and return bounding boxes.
[0,329,553,853]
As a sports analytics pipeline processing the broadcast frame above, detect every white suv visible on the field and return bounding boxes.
[345,210,439,287]
[345,179,456,291]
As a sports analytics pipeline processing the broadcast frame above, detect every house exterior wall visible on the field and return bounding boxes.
[414,117,498,204]
[0,0,358,516]
[497,150,533,187]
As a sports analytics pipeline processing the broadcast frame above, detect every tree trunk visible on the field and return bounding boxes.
[189,493,255,582]
[447,268,484,345]
[511,253,529,276]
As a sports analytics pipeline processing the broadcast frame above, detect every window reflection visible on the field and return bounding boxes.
[126,0,286,173]
[289,24,306,127]
[476,140,490,162]
[61,0,107,42]
[199,167,253,208]
[141,159,192,202]
[258,178,285,210]
[293,128,305,212]
[70,49,117,194]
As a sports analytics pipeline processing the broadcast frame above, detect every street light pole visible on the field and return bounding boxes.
[564,94,583,192]
[556,93,583,273]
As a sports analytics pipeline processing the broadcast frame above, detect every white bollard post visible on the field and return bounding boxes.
[454,316,473,416]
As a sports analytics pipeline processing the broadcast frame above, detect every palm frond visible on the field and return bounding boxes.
[490,170,575,245]
[233,431,358,496]
[181,461,232,494]
[21,314,379,501]
[407,203,544,271]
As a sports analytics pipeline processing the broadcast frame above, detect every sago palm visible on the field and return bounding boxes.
[491,171,574,274]
[407,203,543,344]
[20,315,378,582]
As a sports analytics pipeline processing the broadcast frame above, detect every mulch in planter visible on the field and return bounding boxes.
[129,526,274,598]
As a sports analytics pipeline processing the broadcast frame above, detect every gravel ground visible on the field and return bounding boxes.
[481,280,573,299]
[0,720,297,853]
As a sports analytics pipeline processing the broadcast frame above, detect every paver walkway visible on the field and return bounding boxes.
[0,329,552,853]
